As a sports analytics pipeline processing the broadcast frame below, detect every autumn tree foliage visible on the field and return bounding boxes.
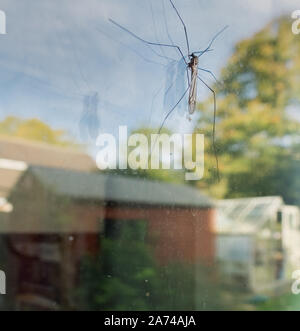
[195,16,300,204]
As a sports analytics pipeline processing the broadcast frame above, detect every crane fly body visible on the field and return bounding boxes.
[109,0,228,180]
[188,53,199,115]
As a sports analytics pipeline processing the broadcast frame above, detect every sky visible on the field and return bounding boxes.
[0,0,298,151]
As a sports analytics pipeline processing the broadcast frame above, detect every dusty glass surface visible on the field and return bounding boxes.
[0,0,299,311]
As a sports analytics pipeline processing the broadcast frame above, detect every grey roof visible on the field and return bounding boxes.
[217,196,284,233]
[21,166,214,208]
[0,136,96,172]
[0,136,97,198]
[0,168,22,198]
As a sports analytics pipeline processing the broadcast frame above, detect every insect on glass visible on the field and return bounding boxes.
[109,0,228,180]
[188,53,199,115]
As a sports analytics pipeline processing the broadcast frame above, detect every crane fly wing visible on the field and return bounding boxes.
[175,57,188,115]
[163,57,187,117]
[163,60,177,111]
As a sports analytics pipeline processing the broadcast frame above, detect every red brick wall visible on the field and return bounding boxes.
[103,206,216,266]
[9,197,216,266]
[8,174,216,267]
[60,203,216,266]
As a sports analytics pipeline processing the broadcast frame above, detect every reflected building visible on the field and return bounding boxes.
[0,137,216,310]
[217,196,300,296]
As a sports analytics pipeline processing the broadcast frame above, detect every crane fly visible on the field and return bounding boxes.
[188,53,199,115]
[109,0,228,180]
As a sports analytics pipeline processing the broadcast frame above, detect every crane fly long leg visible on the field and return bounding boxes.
[96,27,167,68]
[109,19,188,65]
[158,84,190,135]
[109,18,175,63]
[162,0,175,45]
[150,0,168,60]
[194,25,229,57]
[169,0,190,56]
[149,63,178,124]
[198,67,220,84]
[149,84,191,160]
[197,75,220,182]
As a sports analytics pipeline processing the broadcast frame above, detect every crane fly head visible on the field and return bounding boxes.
[188,53,199,68]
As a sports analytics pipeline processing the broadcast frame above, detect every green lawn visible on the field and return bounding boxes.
[255,294,300,311]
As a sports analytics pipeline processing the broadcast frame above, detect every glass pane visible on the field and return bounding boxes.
[0,0,299,312]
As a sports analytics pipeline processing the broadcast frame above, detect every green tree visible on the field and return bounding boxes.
[77,220,228,311]
[194,16,300,204]
[0,116,79,148]
[77,221,160,310]
[106,127,186,184]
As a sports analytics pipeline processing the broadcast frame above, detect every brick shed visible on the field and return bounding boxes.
[2,166,216,309]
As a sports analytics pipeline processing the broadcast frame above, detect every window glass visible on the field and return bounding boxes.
[0,0,299,311]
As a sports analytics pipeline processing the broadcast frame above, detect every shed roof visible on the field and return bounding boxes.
[217,196,283,233]
[0,136,96,198]
[20,166,214,208]
[0,136,96,172]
